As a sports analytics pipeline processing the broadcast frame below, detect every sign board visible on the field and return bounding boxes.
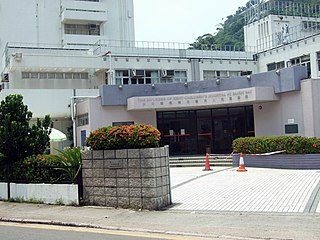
[285,124,298,134]
[287,119,295,124]
[107,160,123,169]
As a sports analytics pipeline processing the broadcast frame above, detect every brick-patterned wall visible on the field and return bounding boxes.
[81,146,171,210]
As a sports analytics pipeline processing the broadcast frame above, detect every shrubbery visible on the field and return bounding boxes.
[233,136,320,154]
[11,148,82,183]
[86,124,161,150]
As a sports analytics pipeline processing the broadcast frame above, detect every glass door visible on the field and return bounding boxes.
[197,110,212,154]
[212,109,231,154]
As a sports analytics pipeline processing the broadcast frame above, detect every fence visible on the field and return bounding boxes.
[0,165,83,204]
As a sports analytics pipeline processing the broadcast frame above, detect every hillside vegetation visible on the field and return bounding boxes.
[190,0,320,50]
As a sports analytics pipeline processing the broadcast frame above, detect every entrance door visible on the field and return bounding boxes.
[212,109,231,154]
[197,110,212,154]
[157,111,197,155]
[213,117,231,153]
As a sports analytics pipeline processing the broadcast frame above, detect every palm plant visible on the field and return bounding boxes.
[55,147,82,182]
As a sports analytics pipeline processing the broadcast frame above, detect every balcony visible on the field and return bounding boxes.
[61,0,108,23]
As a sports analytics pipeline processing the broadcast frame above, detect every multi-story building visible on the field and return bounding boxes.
[1,0,320,155]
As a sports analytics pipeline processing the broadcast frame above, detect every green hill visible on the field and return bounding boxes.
[190,0,320,50]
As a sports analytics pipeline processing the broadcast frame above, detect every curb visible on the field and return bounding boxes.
[0,217,218,239]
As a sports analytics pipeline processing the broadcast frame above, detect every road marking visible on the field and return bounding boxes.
[0,222,210,240]
[304,179,320,213]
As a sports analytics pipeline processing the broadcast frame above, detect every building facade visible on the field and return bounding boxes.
[1,0,320,155]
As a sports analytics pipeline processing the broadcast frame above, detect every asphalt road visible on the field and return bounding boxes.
[0,222,209,240]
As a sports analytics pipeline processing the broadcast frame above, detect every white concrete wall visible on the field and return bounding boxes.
[0,183,79,205]
[5,51,257,89]
[103,0,135,44]
[75,98,156,146]
[256,34,320,77]
[0,89,99,118]
[0,0,61,56]
[301,79,320,137]
[0,0,135,57]
[245,15,315,51]
[0,183,8,199]
[254,91,304,137]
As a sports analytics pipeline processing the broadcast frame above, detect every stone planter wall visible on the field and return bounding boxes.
[233,154,320,169]
[81,146,171,210]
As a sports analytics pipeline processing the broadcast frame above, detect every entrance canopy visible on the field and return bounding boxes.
[127,87,278,111]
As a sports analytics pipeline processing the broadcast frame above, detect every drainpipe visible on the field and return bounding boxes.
[70,95,98,147]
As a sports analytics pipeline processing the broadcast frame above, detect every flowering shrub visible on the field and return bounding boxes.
[86,124,161,150]
[11,148,82,183]
[12,154,63,183]
[233,136,320,154]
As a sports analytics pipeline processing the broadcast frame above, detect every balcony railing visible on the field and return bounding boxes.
[92,39,257,61]
[256,22,320,52]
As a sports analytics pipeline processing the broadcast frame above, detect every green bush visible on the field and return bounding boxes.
[86,124,161,150]
[12,147,82,183]
[12,154,64,183]
[232,136,320,154]
[54,147,82,182]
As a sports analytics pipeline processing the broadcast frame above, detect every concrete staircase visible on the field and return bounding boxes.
[169,154,234,167]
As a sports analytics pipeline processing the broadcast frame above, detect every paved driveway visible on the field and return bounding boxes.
[170,167,320,213]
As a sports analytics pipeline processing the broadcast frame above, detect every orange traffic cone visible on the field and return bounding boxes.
[203,153,212,171]
[237,153,247,172]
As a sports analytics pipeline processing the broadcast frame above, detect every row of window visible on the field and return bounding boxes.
[203,71,242,80]
[78,114,89,127]
[64,24,100,36]
[267,54,311,77]
[115,70,187,85]
[22,72,89,80]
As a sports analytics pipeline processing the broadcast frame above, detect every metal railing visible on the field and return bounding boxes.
[246,1,320,24]
[256,22,320,52]
[93,39,257,60]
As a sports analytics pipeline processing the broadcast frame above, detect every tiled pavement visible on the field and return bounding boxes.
[169,167,320,213]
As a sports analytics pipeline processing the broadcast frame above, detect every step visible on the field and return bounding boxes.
[170,163,233,168]
[169,155,233,167]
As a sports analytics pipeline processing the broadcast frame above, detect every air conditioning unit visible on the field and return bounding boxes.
[1,73,9,82]
[161,69,174,78]
[131,69,144,77]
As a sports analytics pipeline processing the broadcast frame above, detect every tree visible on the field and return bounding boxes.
[0,94,53,165]
[190,0,320,50]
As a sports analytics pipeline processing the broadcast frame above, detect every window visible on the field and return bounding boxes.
[30,72,38,79]
[302,21,320,32]
[289,55,311,78]
[56,73,64,79]
[146,70,160,84]
[203,71,216,80]
[115,70,129,85]
[22,72,89,80]
[203,70,241,80]
[317,52,320,76]
[174,71,187,83]
[22,72,30,79]
[39,73,48,79]
[64,24,100,36]
[116,70,162,85]
[78,114,89,126]
[267,61,284,71]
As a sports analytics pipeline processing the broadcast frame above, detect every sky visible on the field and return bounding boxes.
[134,0,249,44]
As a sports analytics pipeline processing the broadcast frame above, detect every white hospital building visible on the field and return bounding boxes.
[1,0,320,155]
